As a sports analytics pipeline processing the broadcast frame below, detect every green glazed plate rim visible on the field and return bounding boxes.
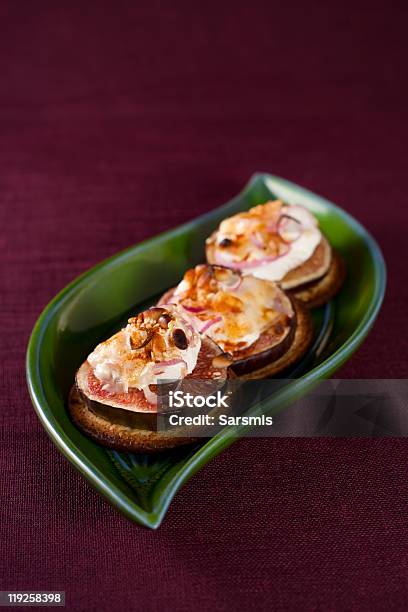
[26,173,386,528]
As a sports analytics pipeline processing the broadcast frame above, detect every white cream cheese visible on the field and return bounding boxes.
[171,268,293,352]
[87,305,201,396]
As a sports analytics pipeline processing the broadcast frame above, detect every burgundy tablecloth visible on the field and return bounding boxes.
[2,1,408,610]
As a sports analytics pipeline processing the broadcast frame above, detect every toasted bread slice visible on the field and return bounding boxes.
[68,385,197,453]
[289,249,346,308]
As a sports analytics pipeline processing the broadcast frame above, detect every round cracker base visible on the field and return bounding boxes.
[68,386,198,454]
[290,250,345,308]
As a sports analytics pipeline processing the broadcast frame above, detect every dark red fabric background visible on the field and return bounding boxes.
[1,1,408,610]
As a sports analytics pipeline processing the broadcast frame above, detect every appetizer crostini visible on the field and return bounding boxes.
[69,305,230,453]
[205,200,345,308]
[158,264,313,379]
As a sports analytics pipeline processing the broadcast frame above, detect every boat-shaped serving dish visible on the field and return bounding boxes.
[26,173,386,528]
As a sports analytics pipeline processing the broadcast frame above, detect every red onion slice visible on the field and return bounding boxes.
[285,205,318,229]
[220,276,241,291]
[212,266,242,290]
[215,247,291,270]
[200,316,222,334]
[153,358,185,373]
[182,304,205,313]
[249,231,265,249]
[277,215,302,243]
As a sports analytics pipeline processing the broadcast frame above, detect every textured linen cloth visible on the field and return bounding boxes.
[1,1,408,610]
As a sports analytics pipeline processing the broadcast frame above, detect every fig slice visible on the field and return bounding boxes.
[74,335,230,417]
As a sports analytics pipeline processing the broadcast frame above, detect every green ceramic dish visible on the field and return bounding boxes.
[26,173,386,529]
